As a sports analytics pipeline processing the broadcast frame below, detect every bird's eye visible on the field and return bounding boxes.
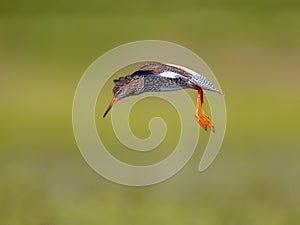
[116,89,123,96]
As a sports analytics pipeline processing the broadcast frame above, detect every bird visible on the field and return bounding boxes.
[103,62,223,132]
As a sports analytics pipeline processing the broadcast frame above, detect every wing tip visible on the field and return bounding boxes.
[205,87,224,95]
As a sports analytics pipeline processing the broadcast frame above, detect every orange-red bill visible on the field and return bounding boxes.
[103,97,118,118]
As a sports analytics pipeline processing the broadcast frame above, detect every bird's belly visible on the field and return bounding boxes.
[143,76,189,92]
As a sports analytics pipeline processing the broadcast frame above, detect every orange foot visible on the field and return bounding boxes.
[195,113,215,132]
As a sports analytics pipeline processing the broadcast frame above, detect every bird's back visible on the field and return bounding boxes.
[133,62,223,95]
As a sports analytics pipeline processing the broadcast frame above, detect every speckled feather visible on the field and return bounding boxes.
[112,62,223,96]
[129,62,223,94]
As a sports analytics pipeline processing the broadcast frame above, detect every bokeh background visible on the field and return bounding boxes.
[1,0,300,224]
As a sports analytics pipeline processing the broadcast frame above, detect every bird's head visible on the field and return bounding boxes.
[103,75,143,117]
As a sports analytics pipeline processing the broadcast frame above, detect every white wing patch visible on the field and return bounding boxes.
[166,63,199,76]
[158,71,186,79]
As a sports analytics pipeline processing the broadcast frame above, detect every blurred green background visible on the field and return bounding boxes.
[1,0,300,224]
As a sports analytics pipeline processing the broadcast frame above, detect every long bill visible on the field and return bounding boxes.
[103,96,118,118]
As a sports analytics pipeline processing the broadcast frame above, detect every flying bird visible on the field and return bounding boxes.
[103,62,223,132]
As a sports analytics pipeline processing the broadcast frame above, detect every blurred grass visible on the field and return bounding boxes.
[1,1,300,224]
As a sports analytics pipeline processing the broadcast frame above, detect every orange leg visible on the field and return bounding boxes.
[194,88,215,132]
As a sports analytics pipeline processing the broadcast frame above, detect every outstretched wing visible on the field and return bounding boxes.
[135,62,223,95]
